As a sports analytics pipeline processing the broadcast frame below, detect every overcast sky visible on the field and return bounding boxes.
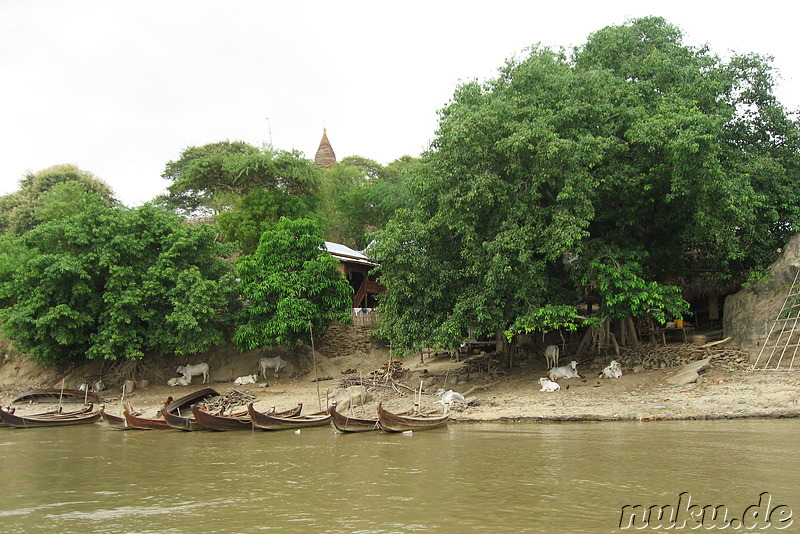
[1,1,797,206]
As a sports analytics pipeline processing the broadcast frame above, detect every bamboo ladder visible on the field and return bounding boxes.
[751,270,800,371]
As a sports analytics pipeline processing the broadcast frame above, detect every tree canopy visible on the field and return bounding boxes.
[371,17,800,352]
[0,164,116,235]
[234,217,353,350]
[0,204,239,364]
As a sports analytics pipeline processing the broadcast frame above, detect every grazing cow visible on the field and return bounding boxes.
[538,377,561,392]
[327,385,372,412]
[259,356,289,379]
[599,360,623,379]
[434,389,467,406]
[548,360,581,381]
[167,376,190,387]
[176,363,210,384]
[544,345,560,369]
[234,374,257,386]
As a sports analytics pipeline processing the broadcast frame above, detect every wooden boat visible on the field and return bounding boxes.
[329,403,381,433]
[122,398,174,430]
[12,388,100,404]
[0,404,100,428]
[377,403,450,433]
[191,405,253,431]
[0,407,15,428]
[160,388,220,431]
[248,403,330,431]
[99,406,128,429]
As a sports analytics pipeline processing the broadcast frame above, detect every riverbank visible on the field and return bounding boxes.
[2,343,798,423]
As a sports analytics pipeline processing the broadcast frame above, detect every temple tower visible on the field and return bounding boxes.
[314,128,336,168]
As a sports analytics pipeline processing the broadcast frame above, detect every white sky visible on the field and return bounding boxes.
[1,1,797,206]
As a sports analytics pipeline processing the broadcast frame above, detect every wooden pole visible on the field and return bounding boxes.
[309,323,322,411]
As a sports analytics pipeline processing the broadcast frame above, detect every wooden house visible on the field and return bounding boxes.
[325,241,384,308]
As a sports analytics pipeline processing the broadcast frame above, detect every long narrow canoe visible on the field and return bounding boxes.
[0,405,100,428]
[12,389,101,404]
[159,388,220,431]
[248,403,331,431]
[123,403,172,430]
[191,405,253,431]
[329,403,381,433]
[0,407,14,427]
[377,403,449,433]
[99,406,128,429]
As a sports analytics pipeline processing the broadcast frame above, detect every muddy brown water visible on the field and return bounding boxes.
[0,419,797,533]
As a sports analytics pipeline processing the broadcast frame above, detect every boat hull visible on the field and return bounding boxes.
[160,388,220,431]
[329,404,380,432]
[377,403,449,433]
[0,405,100,428]
[248,404,330,430]
[192,405,253,431]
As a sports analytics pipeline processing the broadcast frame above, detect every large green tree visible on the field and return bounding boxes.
[371,17,800,353]
[234,217,353,350]
[160,141,323,253]
[0,164,116,235]
[319,156,419,249]
[0,204,239,364]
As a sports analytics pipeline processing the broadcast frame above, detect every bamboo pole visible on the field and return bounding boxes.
[309,323,322,411]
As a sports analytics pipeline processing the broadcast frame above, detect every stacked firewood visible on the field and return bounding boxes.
[609,343,751,371]
[202,389,257,414]
[369,360,404,380]
[461,352,502,374]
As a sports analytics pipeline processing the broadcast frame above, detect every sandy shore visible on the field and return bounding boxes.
[5,347,796,424]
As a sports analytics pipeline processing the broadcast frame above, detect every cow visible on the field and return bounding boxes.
[234,374,257,386]
[176,363,210,384]
[167,376,190,387]
[327,385,372,412]
[259,356,289,379]
[548,360,581,381]
[599,360,623,379]
[434,389,467,406]
[544,345,560,369]
[539,377,561,392]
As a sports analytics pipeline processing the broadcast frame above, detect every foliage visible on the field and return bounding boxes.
[234,217,353,350]
[160,141,322,217]
[0,164,116,235]
[319,156,418,249]
[0,204,239,364]
[372,17,799,352]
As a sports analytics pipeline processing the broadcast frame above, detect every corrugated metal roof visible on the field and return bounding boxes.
[324,241,377,266]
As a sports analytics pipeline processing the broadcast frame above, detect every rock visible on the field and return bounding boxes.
[123,380,136,394]
[136,379,149,389]
[665,358,711,386]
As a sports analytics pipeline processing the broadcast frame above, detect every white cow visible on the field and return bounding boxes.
[539,377,561,392]
[544,345,560,369]
[167,376,190,387]
[176,363,210,384]
[548,360,581,381]
[259,356,289,379]
[599,360,623,379]
[234,374,258,386]
[327,385,372,412]
[434,389,467,406]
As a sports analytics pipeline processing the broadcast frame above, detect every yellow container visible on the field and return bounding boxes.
[674,319,684,328]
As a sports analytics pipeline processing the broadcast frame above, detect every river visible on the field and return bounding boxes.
[0,419,796,533]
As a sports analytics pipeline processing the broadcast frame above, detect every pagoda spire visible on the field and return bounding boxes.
[314,128,336,168]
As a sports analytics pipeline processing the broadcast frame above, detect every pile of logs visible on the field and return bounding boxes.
[203,389,257,414]
[369,360,404,380]
[610,342,751,371]
[461,352,502,374]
